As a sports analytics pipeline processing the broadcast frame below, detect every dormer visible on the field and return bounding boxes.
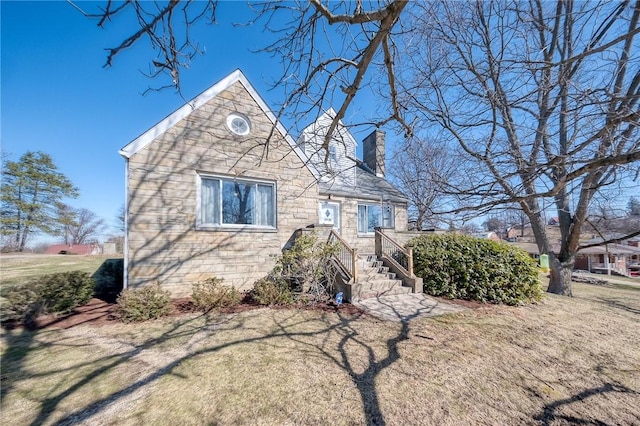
[298,108,357,186]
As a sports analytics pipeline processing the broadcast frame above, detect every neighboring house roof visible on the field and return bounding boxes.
[45,244,100,255]
[582,234,640,245]
[319,164,408,203]
[578,243,640,255]
[119,69,318,178]
[508,242,543,255]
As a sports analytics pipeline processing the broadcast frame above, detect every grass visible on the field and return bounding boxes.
[1,282,639,425]
[0,254,121,287]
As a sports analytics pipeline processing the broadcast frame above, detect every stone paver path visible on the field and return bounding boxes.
[354,293,467,322]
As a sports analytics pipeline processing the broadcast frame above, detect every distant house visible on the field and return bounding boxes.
[507,242,545,259]
[45,244,101,255]
[472,231,502,242]
[119,69,420,298]
[575,235,640,277]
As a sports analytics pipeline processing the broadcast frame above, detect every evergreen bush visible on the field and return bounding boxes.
[39,271,95,314]
[117,285,172,323]
[252,276,293,306]
[192,277,241,311]
[0,271,95,324]
[407,234,543,305]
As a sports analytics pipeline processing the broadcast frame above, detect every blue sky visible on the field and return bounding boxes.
[3,2,637,245]
[1,1,379,244]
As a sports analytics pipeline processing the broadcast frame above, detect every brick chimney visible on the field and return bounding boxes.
[363,130,385,177]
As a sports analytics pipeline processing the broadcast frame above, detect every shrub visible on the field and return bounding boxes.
[407,234,543,305]
[191,277,241,311]
[273,231,339,302]
[252,276,293,306]
[117,285,172,323]
[0,271,95,324]
[38,271,95,314]
[0,282,44,324]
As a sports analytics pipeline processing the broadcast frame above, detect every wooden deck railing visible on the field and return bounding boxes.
[375,228,414,278]
[328,230,358,283]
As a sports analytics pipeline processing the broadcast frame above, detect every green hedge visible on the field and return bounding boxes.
[407,234,542,305]
[1,271,95,324]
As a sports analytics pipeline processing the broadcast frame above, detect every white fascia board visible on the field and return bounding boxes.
[118,69,318,179]
[120,70,244,158]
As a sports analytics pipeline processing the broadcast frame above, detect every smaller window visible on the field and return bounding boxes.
[357,203,394,234]
[226,113,251,136]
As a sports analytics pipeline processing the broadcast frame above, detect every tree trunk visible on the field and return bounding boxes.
[548,254,574,296]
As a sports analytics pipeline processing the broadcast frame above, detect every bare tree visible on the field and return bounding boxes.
[504,207,531,238]
[397,0,640,295]
[628,196,640,216]
[390,136,455,230]
[55,205,107,245]
[69,208,107,245]
[483,216,506,233]
[116,204,125,233]
[83,1,639,296]
[78,1,410,150]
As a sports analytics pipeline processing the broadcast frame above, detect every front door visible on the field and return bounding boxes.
[318,201,341,233]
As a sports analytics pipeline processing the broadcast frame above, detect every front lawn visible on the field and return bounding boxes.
[1,282,639,425]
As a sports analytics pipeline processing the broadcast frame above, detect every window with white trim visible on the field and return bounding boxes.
[198,175,276,228]
[357,203,394,234]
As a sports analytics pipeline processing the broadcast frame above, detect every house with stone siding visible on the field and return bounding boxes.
[120,69,417,298]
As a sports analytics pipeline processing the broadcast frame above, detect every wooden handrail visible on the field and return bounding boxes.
[328,230,358,283]
[375,228,414,278]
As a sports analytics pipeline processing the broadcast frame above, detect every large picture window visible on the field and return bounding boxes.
[357,203,394,234]
[199,175,275,228]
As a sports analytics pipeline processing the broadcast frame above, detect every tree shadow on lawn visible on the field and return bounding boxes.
[533,382,640,425]
[271,296,444,426]
[3,297,440,426]
[593,297,640,316]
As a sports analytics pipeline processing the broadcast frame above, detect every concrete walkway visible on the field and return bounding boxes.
[354,293,467,322]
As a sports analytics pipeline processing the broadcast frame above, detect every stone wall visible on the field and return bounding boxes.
[127,81,319,296]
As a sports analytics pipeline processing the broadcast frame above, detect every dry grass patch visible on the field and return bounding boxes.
[2,283,639,425]
[0,254,120,287]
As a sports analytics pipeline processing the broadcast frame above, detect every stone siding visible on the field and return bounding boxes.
[127,81,318,296]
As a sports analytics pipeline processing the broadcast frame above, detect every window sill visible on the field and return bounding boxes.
[196,225,278,233]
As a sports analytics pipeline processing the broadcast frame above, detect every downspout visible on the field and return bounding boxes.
[123,157,129,289]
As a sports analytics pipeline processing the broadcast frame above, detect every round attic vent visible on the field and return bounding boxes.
[226,113,251,136]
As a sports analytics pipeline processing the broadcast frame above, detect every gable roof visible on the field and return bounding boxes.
[318,164,408,203]
[119,69,317,178]
[300,107,358,149]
